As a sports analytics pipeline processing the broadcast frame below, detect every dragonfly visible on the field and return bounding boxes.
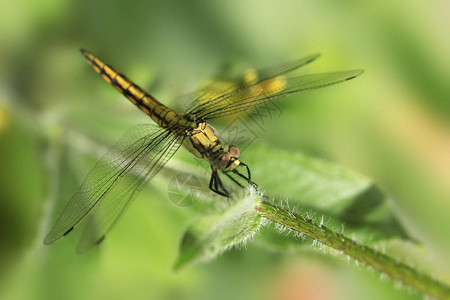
[44,49,362,253]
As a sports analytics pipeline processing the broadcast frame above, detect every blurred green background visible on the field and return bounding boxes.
[0,1,449,299]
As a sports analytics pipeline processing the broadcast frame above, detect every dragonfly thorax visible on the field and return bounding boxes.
[182,122,241,172]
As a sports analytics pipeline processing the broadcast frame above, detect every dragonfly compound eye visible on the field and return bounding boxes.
[228,145,240,158]
[219,153,230,166]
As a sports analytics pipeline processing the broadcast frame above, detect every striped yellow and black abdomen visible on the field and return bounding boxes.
[80,49,180,128]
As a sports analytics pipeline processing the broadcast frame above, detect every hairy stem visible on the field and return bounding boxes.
[256,201,450,299]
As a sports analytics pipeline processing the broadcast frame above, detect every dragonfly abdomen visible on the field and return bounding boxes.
[80,49,180,128]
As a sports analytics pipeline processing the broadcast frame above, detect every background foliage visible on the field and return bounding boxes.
[0,1,449,299]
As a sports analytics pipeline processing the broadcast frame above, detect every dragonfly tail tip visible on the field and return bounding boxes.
[79,48,91,60]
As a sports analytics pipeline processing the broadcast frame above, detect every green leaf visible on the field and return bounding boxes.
[239,142,410,243]
[174,192,262,270]
[243,142,370,209]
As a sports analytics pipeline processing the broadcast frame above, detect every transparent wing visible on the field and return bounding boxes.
[44,124,183,248]
[76,129,183,253]
[189,70,363,120]
[178,53,321,115]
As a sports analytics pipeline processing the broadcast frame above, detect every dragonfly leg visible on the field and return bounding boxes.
[209,169,230,197]
[223,171,245,189]
[233,162,258,188]
[215,171,230,196]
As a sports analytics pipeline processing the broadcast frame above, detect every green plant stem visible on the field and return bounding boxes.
[256,201,450,299]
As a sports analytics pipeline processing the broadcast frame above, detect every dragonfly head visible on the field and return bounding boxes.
[217,145,240,172]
